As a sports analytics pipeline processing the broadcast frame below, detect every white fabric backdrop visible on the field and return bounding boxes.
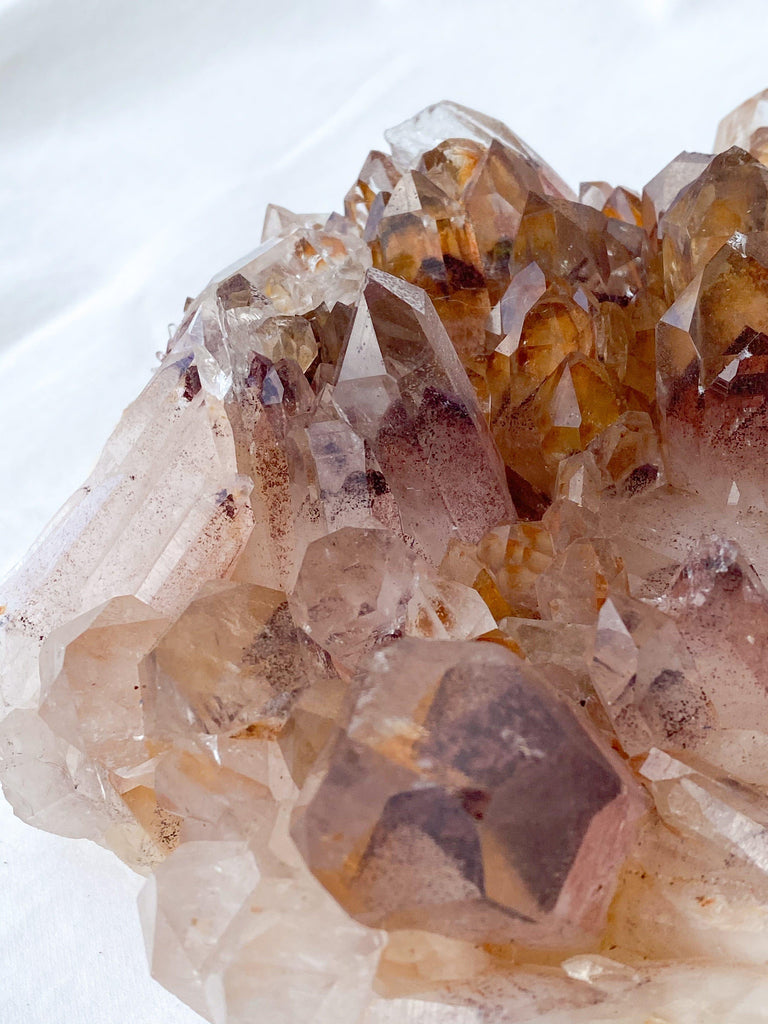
[2,0,768,1019]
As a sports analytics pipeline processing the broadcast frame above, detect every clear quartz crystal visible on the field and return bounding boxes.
[8,92,768,1024]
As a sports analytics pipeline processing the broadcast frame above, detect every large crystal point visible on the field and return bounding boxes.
[334,269,514,560]
[293,638,641,947]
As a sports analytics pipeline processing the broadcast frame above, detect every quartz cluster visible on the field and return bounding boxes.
[6,93,768,1023]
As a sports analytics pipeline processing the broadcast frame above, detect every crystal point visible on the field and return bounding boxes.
[293,638,640,947]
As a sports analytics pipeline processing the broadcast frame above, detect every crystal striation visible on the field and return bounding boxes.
[7,93,768,1023]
